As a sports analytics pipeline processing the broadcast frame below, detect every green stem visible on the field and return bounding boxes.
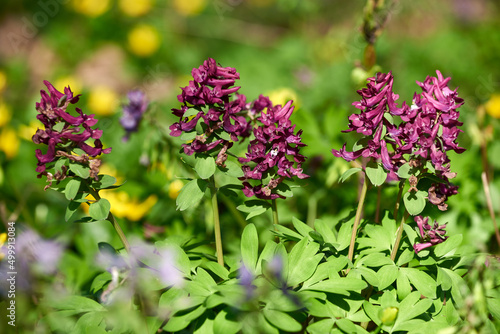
[393,180,405,222]
[272,199,279,229]
[348,174,369,263]
[88,187,130,253]
[391,210,410,261]
[210,176,224,266]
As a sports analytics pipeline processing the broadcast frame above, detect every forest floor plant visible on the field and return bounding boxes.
[27,59,500,334]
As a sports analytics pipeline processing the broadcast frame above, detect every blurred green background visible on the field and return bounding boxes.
[1,0,500,256]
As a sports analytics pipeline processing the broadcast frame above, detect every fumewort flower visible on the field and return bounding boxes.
[120,90,149,141]
[169,58,249,166]
[33,81,111,187]
[239,100,309,200]
[332,71,464,210]
[413,215,448,253]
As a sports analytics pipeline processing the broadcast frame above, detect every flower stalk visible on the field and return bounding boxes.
[272,199,279,228]
[390,210,409,261]
[210,176,224,266]
[348,174,369,262]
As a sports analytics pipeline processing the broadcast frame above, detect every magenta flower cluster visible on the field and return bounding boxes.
[333,71,464,210]
[33,81,111,176]
[413,215,448,253]
[170,58,308,199]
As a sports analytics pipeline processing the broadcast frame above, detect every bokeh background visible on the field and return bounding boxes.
[1,0,500,259]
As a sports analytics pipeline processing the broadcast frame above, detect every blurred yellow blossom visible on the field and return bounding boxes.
[0,127,20,159]
[54,76,82,94]
[0,71,6,92]
[0,233,6,260]
[83,191,157,221]
[172,0,206,16]
[267,87,300,109]
[485,94,500,119]
[119,0,154,17]
[0,102,11,128]
[88,86,118,116]
[128,24,161,57]
[168,179,184,199]
[72,0,110,17]
[18,121,39,141]
[99,163,123,183]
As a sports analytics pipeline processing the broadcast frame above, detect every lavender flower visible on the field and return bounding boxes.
[120,90,148,141]
[413,215,448,253]
[239,264,255,300]
[239,100,309,200]
[33,81,111,186]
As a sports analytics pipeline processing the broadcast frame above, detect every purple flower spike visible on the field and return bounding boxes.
[33,81,111,185]
[120,90,149,141]
[239,100,309,200]
[413,215,448,253]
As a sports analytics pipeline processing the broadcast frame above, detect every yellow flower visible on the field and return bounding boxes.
[0,233,6,261]
[82,191,157,221]
[172,0,206,16]
[54,76,82,94]
[128,24,161,57]
[119,0,153,17]
[0,102,11,128]
[88,86,118,116]
[485,94,500,119]
[0,127,19,159]
[267,87,300,109]
[168,179,184,199]
[18,121,39,141]
[0,71,6,92]
[72,0,110,17]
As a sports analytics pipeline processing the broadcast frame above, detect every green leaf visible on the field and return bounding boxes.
[241,224,259,273]
[54,158,68,173]
[220,160,244,178]
[303,277,367,295]
[275,182,293,197]
[236,200,271,220]
[335,319,357,334]
[433,234,462,258]
[65,179,81,201]
[176,179,208,211]
[397,163,412,179]
[180,131,197,141]
[52,296,104,312]
[263,309,302,332]
[401,268,437,299]
[204,261,229,280]
[256,240,277,276]
[436,267,452,291]
[395,291,433,324]
[314,219,336,244]
[163,305,206,332]
[287,238,322,286]
[52,122,65,132]
[365,161,388,186]
[397,269,412,300]
[396,248,415,267]
[94,175,117,189]
[90,272,112,293]
[74,311,105,334]
[88,198,110,221]
[195,155,216,179]
[213,308,241,334]
[307,318,335,334]
[292,217,314,238]
[403,190,427,216]
[377,265,399,290]
[339,167,362,183]
[65,200,81,222]
[336,219,353,251]
[69,163,90,179]
[272,224,302,241]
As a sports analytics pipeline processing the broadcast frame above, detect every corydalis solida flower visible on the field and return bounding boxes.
[413,215,448,253]
[33,81,111,185]
[332,71,464,210]
[239,100,309,200]
[120,90,149,141]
